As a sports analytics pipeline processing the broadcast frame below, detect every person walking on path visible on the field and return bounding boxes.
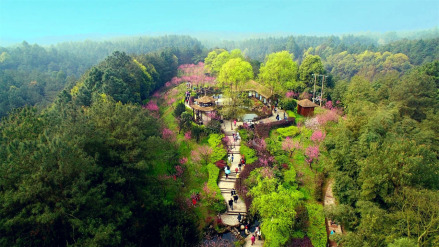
[237,213,242,223]
[231,188,236,195]
[251,234,256,245]
[225,168,230,179]
[234,119,237,127]
[235,167,239,174]
[238,162,242,171]
[231,153,234,162]
[228,198,234,210]
[233,194,239,203]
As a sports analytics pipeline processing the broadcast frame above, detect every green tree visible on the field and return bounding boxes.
[259,51,300,94]
[299,54,324,87]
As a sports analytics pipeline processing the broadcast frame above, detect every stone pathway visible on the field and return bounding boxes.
[324,180,342,246]
[218,120,246,226]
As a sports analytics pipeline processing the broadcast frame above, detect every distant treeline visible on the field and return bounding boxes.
[0,35,205,118]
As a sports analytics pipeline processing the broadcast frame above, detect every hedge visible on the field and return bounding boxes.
[208,133,227,163]
[207,163,227,212]
[240,144,257,164]
[276,126,299,138]
[306,203,327,247]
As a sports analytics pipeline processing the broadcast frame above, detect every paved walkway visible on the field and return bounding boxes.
[324,180,342,246]
[218,120,246,226]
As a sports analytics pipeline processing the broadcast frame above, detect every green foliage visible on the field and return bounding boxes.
[173,101,186,118]
[206,164,227,212]
[251,180,304,247]
[240,144,257,164]
[0,99,202,246]
[305,203,327,247]
[218,58,254,89]
[207,133,227,163]
[276,126,299,138]
[259,51,299,93]
[299,54,324,87]
[279,98,298,111]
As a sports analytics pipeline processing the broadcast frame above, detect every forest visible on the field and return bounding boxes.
[0,33,438,247]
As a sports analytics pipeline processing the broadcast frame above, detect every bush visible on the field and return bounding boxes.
[254,118,295,138]
[276,126,299,138]
[280,98,297,111]
[173,102,186,117]
[207,163,227,212]
[208,134,227,163]
[240,144,257,164]
[306,203,327,247]
[205,119,222,134]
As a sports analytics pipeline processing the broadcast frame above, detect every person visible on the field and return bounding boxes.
[228,198,234,210]
[234,119,237,127]
[233,194,238,203]
[237,213,242,223]
[231,188,236,195]
[235,167,239,174]
[276,114,280,121]
[192,198,197,206]
[257,228,261,240]
[245,225,249,235]
[225,168,230,179]
[238,162,242,171]
[231,153,234,162]
[330,230,335,235]
[251,234,255,245]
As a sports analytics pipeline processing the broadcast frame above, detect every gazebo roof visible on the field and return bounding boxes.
[242,80,272,99]
[195,96,216,104]
[191,104,215,112]
[297,99,319,108]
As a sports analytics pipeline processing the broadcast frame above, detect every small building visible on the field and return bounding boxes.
[242,80,273,105]
[191,96,217,124]
[297,99,318,117]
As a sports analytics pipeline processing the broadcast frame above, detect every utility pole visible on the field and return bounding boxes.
[312,74,317,103]
[320,75,326,106]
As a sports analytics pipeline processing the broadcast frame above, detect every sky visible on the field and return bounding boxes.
[0,0,438,44]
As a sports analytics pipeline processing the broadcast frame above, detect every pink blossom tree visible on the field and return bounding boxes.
[184,131,192,141]
[311,130,326,143]
[143,100,160,118]
[191,145,213,166]
[282,137,302,157]
[325,100,333,109]
[316,109,340,125]
[162,128,176,142]
[305,145,320,166]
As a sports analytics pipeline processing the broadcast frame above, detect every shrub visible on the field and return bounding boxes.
[306,203,327,247]
[208,134,227,163]
[254,118,295,138]
[205,119,222,134]
[206,163,227,212]
[280,98,297,111]
[240,144,257,164]
[277,126,299,138]
[173,102,186,117]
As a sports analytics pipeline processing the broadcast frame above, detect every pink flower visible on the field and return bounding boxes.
[305,145,320,164]
[175,165,184,177]
[311,130,326,143]
[143,101,159,112]
[325,101,333,109]
[179,157,188,165]
[184,131,192,140]
[282,137,302,157]
[162,128,176,142]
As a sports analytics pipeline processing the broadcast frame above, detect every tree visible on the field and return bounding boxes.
[259,51,300,94]
[218,58,254,127]
[191,145,213,166]
[299,54,324,88]
[282,137,301,157]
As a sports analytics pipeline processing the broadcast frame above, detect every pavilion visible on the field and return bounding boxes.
[241,80,274,105]
[297,99,318,117]
[192,96,217,124]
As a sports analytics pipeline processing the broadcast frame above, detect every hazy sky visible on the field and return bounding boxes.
[1,0,438,44]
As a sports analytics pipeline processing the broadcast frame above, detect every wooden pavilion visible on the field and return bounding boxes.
[297,99,318,117]
[192,96,217,124]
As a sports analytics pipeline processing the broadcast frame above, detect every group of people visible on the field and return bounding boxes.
[275,111,287,121]
[184,91,191,104]
[250,226,262,245]
[228,188,239,210]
